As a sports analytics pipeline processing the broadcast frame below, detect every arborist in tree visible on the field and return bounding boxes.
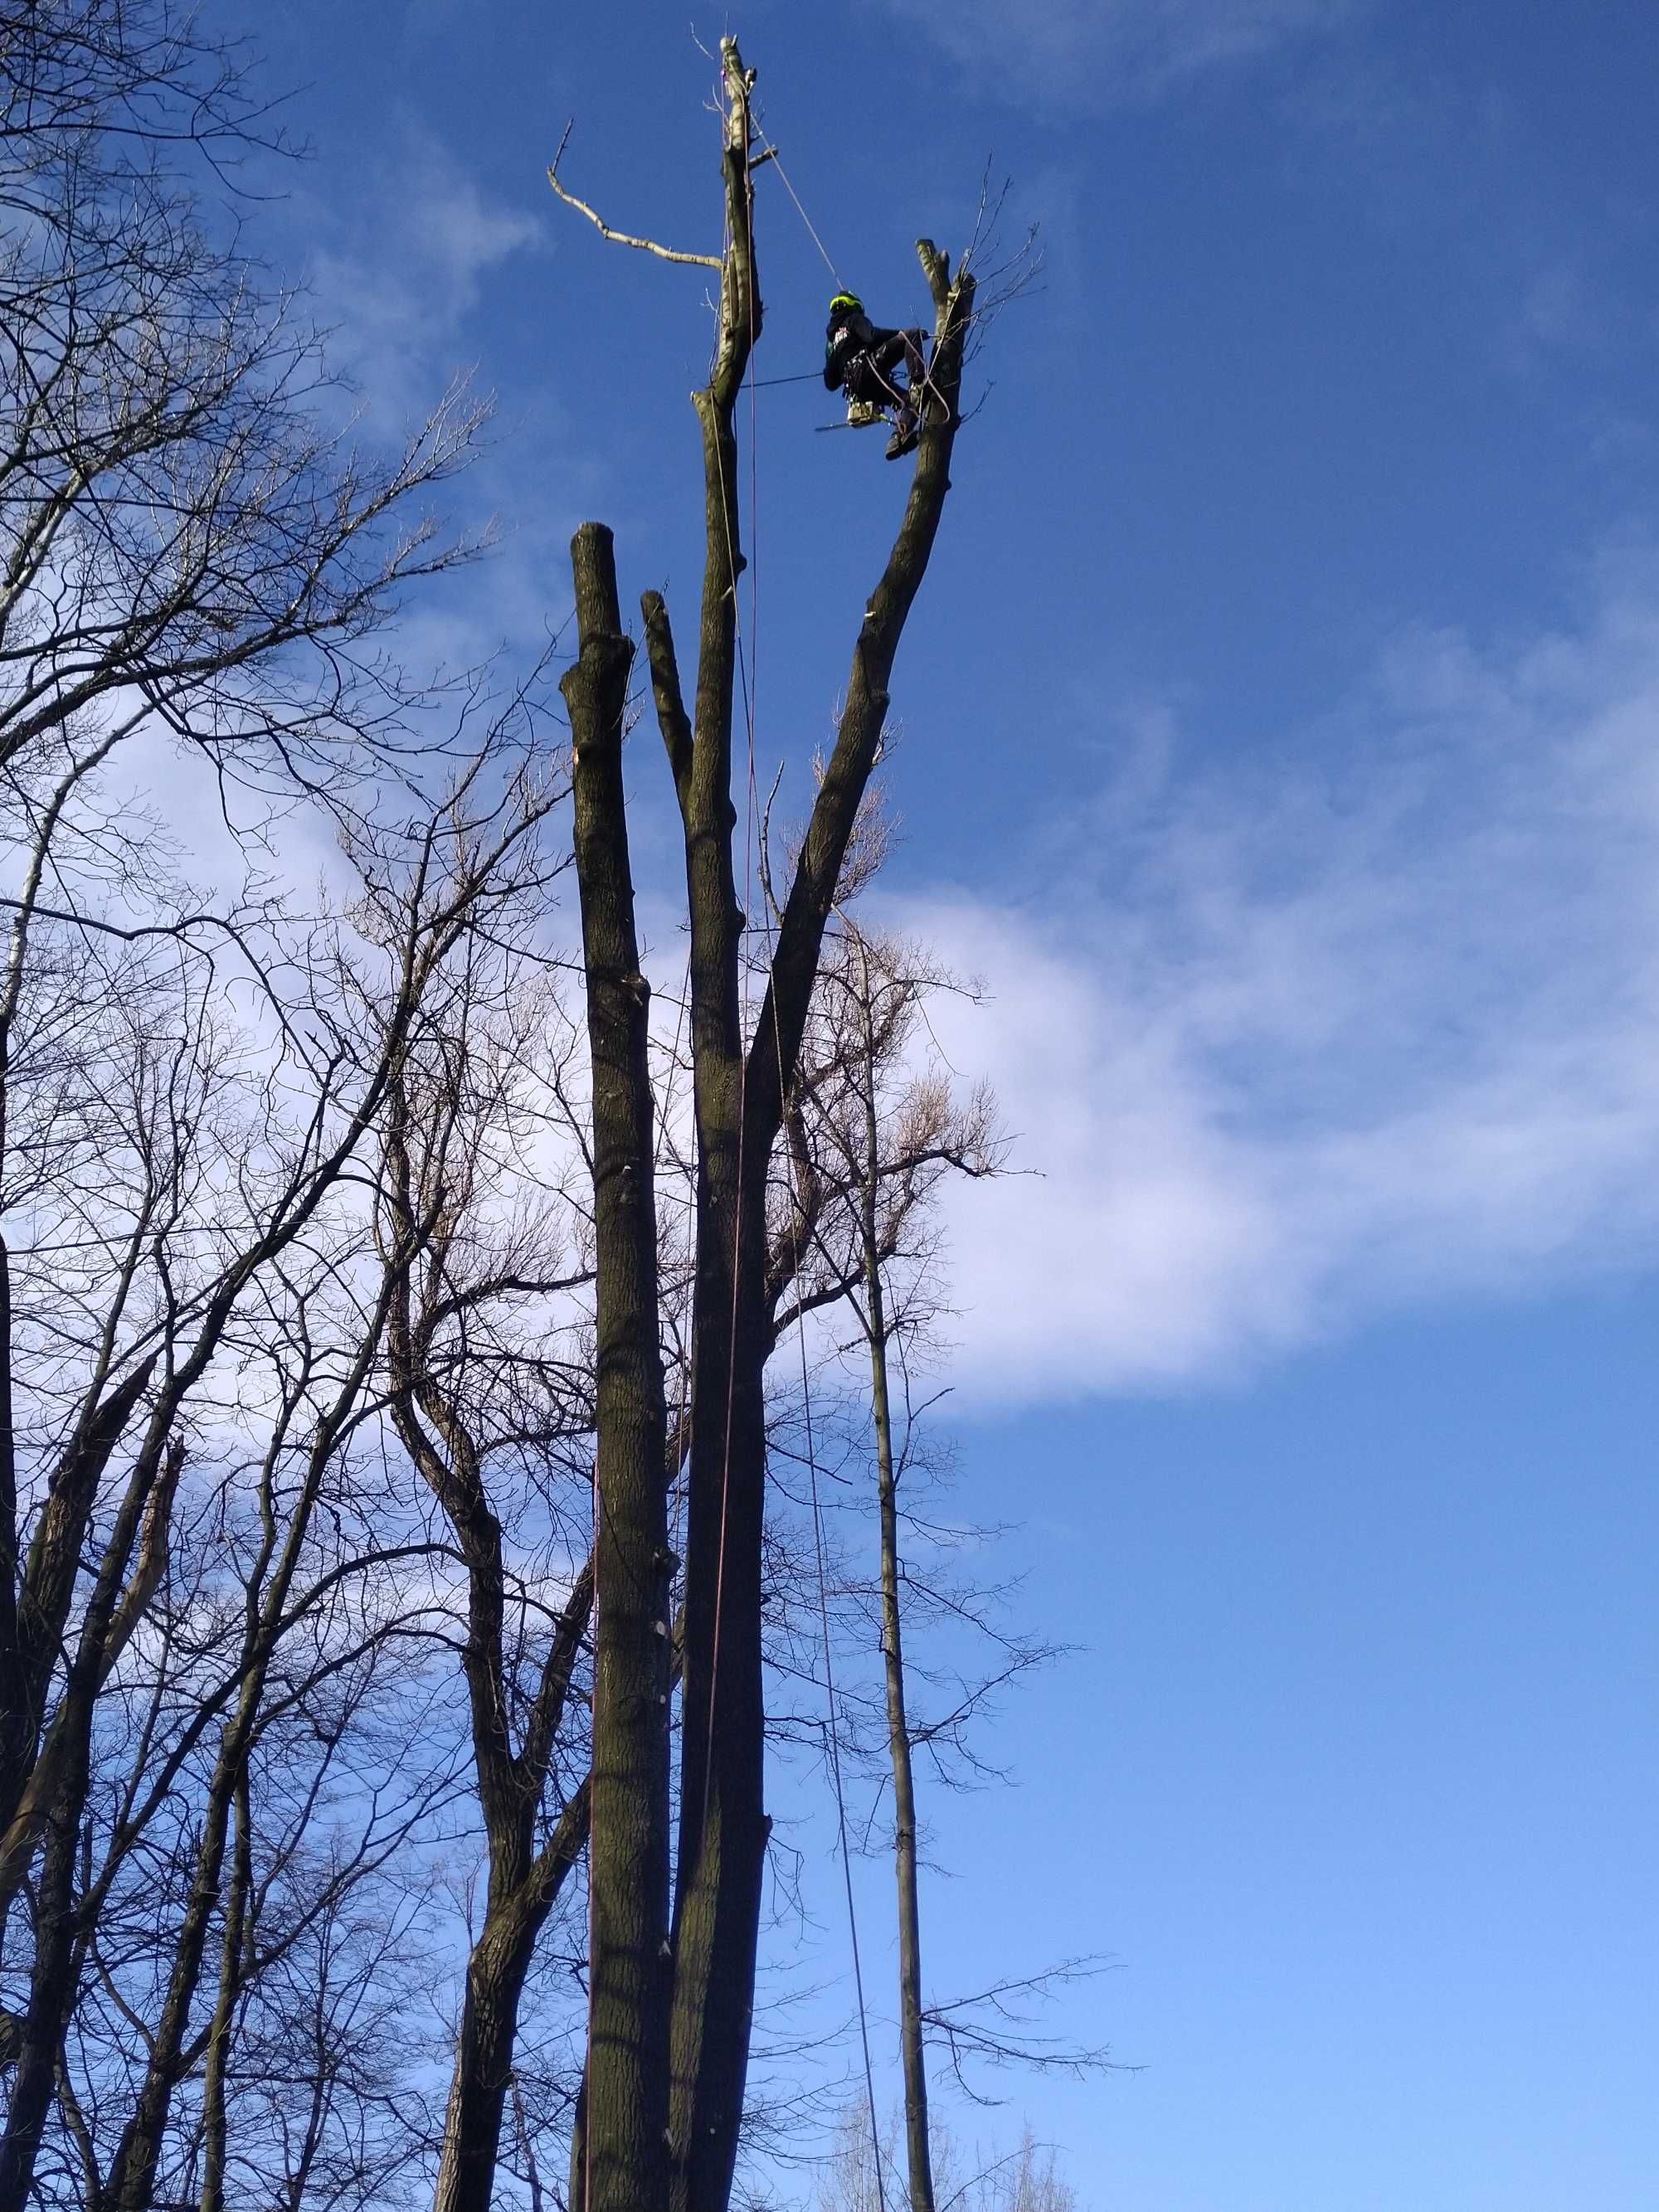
[824,289,930,459]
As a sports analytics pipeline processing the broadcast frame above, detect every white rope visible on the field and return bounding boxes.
[757,128,843,286]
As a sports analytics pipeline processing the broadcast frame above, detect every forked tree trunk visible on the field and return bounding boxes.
[664,277,976,2212]
[433,1782,591,2212]
[654,46,771,2212]
[561,40,978,2212]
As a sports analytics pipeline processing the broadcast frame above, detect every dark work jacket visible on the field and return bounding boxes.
[824,306,901,391]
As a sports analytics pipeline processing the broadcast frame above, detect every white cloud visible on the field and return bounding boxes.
[289,125,599,675]
[893,552,1659,1403]
[878,0,1352,108]
[304,124,547,417]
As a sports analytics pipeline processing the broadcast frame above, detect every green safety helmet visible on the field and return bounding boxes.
[829,290,863,315]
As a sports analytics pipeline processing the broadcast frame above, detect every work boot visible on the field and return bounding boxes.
[884,413,920,460]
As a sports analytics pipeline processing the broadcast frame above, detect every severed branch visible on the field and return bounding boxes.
[547,122,722,269]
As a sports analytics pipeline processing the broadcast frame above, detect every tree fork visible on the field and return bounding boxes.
[552,44,982,2210]
[745,241,976,1152]
[663,155,977,2212]
[562,520,674,2212]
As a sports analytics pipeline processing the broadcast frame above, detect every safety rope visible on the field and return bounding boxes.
[755,126,843,287]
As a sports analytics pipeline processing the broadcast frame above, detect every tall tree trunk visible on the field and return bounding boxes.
[562,520,674,2212]
[559,46,980,2205]
[433,1783,591,2212]
[654,249,977,2212]
[197,1766,252,2212]
[667,238,975,2212]
[661,42,771,2212]
[863,1115,935,2212]
[0,1800,80,2212]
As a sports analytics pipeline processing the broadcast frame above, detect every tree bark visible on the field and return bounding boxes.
[197,1764,252,2212]
[659,41,772,2212]
[863,1067,935,2212]
[560,47,980,2209]
[664,232,976,2212]
[0,1799,80,2212]
[562,519,673,2212]
[434,1782,592,2212]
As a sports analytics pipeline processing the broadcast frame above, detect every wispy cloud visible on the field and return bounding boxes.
[304,122,548,419]
[897,547,1659,1403]
[287,123,596,673]
[877,0,1353,109]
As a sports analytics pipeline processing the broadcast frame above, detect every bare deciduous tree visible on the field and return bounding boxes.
[819,2106,1084,2212]
[549,34,982,2212]
[0,711,566,2208]
[0,19,1063,2212]
[789,920,1000,2212]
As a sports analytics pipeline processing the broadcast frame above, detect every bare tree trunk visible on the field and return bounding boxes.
[562,520,673,2212]
[863,1121,935,2212]
[0,1801,80,2212]
[665,233,975,2211]
[434,1783,591,2212]
[197,1765,252,2212]
[659,44,771,2212]
[552,45,979,2207]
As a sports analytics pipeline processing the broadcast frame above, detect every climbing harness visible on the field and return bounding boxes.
[754,123,950,456]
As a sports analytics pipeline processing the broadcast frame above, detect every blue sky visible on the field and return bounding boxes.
[216,2,1658,2203]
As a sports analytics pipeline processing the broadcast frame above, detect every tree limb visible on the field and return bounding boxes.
[547,127,722,270]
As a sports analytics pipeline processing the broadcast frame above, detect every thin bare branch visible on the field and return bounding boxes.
[547,125,722,269]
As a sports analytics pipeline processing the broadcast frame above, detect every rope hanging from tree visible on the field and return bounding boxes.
[754,124,844,287]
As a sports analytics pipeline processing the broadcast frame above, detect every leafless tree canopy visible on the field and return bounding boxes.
[0,15,1089,2212]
